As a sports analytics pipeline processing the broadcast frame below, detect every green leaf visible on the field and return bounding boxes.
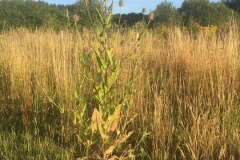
[76,134,84,143]
[81,104,87,120]
[122,113,138,129]
[115,131,134,145]
[98,121,109,141]
[106,1,113,28]
[72,103,87,124]
[106,14,112,28]
[94,49,108,70]
[74,90,81,105]
[106,49,114,65]
[72,109,82,122]
[94,84,105,104]
[74,90,79,99]
[104,104,122,135]
[96,7,104,25]
[106,64,120,92]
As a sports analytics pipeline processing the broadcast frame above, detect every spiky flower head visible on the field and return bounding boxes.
[142,8,146,14]
[99,1,104,8]
[84,47,90,53]
[84,0,89,6]
[119,0,124,7]
[72,14,79,22]
[135,32,140,42]
[148,11,154,21]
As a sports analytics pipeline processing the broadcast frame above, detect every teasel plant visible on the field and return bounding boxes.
[72,14,79,32]
[71,0,141,159]
[142,8,146,22]
[118,0,124,25]
[41,0,153,159]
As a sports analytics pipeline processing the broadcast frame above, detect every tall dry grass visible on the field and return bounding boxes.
[0,25,240,159]
[132,26,240,159]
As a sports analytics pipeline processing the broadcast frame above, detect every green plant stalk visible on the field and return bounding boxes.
[85,0,93,25]
[119,6,122,25]
[70,0,141,158]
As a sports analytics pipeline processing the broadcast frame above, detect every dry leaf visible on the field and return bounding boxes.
[91,108,104,132]
[104,145,116,156]
[115,131,134,145]
[107,110,120,136]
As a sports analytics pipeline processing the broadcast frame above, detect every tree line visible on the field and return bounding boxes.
[0,0,239,32]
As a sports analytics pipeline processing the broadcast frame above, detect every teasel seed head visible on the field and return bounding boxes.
[134,47,138,53]
[101,32,108,42]
[84,47,90,53]
[99,1,104,8]
[72,14,79,22]
[135,32,140,42]
[148,11,154,21]
[84,0,88,6]
[142,8,146,14]
[119,0,124,7]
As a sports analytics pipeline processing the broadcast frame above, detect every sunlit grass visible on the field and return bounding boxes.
[0,24,240,159]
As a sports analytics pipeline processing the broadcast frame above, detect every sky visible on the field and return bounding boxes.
[45,0,220,14]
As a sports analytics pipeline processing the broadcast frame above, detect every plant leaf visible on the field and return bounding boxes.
[105,104,121,136]
[96,7,104,25]
[98,122,109,141]
[80,104,87,120]
[94,84,105,104]
[106,64,120,92]
[91,108,109,141]
[106,1,113,28]
[115,131,134,145]
[122,113,138,129]
[104,145,116,156]
[106,49,114,65]
[108,156,118,160]
[94,49,108,70]
[91,108,104,132]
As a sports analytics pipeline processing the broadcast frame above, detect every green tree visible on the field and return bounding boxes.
[113,13,144,26]
[0,0,68,31]
[222,0,240,12]
[180,0,236,27]
[153,0,182,27]
[71,0,101,28]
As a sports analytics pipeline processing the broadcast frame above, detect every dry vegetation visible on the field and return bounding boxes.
[0,24,240,159]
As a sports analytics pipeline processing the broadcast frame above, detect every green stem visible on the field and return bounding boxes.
[85,1,93,27]
[119,7,122,25]
[146,20,151,28]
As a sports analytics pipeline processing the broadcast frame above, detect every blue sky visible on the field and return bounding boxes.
[45,0,220,14]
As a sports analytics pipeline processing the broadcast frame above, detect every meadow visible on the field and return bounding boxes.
[0,22,240,159]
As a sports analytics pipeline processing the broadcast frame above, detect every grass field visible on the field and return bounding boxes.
[0,24,240,159]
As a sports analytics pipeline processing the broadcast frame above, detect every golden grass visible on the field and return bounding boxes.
[0,26,240,159]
